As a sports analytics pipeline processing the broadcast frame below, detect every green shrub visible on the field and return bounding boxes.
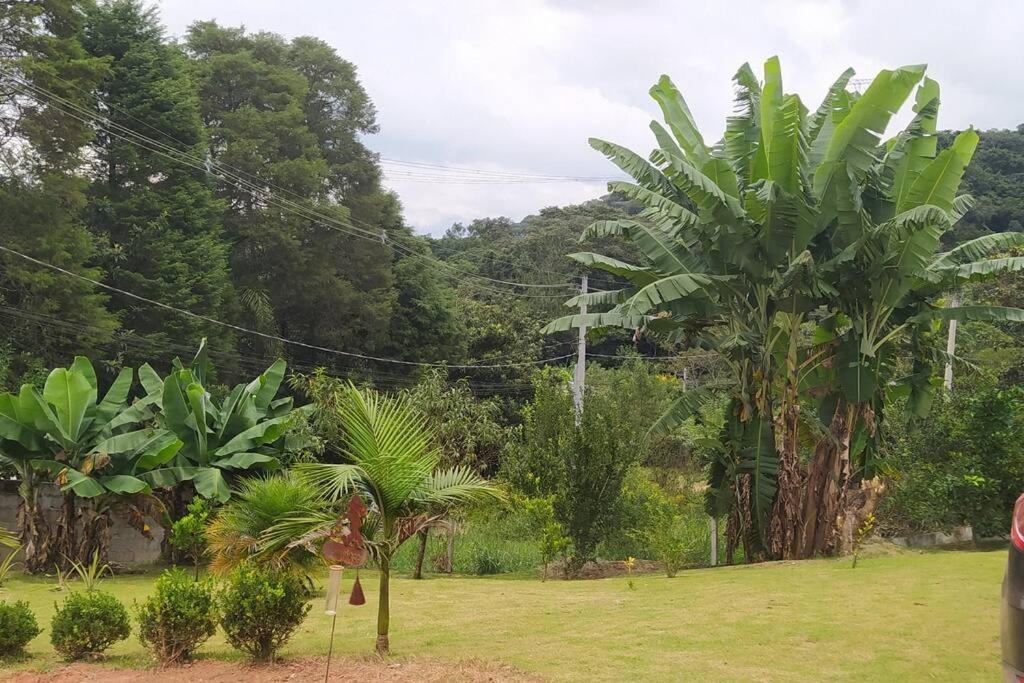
[880,379,1024,537]
[220,563,310,662]
[0,600,41,657]
[51,591,130,660]
[137,569,218,664]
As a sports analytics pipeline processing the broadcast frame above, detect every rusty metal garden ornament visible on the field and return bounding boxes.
[322,496,370,682]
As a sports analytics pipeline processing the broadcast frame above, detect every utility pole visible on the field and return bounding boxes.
[573,275,587,420]
[944,291,959,390]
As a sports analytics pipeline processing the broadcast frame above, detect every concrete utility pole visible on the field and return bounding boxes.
[944,291,960,390]
[572,275,587,420]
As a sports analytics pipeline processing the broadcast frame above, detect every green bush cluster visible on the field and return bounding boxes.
[219,563,311,662]
[0,600,41,658]
[880,379,1024,537]
[137,569,218,664]
[51,591,131,660]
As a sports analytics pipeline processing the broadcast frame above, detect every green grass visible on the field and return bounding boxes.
[0,548,1007,681]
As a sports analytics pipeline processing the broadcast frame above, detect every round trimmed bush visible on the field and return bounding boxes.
[137,569,218,664]
[219,563,310,662]
[0,600,41,657]
[51,591,131,660]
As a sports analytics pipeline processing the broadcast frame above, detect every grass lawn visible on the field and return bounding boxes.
[0,547,1007,681]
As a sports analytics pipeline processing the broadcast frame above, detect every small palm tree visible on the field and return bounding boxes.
[266,383,501,653]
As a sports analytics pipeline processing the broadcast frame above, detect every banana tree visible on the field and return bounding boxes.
[1,357,182,565]
[0,387,52,571]
[141,340,309,505]
[544,58,1024,561]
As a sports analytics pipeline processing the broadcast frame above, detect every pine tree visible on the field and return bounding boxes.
[81,0,235,358]
[0,0,117,381]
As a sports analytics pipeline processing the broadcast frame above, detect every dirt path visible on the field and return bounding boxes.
[2,656,540,682]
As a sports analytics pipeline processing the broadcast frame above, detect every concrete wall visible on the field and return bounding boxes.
[0,479,164,566]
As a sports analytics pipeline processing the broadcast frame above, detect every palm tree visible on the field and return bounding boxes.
[544,58,1024,560]
[262,383,500,653]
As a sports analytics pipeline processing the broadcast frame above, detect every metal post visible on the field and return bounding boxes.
[573,275,588,420]
[944,292,959,390]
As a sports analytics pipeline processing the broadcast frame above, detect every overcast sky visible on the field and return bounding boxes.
[156,0,1024,235]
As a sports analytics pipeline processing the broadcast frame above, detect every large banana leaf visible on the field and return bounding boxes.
[653,149,745,225]
[813,65,925,197]
[619,273,715,316]
[807,68,855,148]
[540,312,646,334]
[567,252,659,287]
[899,129,979,213]
[649,74,711,166]
[931,232,1024,267]
[910,305,1024,325]
[647,385,722,436]
[887,77,940,211]
[589,137,678,197]
[42,367,92,443]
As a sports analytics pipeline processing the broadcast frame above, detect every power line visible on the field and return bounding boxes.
[0,63,588,293]
[0,244,577,371]
[0,71,579,297]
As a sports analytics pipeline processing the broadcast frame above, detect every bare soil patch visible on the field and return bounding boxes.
[2,656,540,682]
[545,558,663,579]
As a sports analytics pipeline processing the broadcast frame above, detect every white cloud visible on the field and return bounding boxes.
[156,0,1024,234]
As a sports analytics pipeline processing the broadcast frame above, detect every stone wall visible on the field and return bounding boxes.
[0,479,164,566]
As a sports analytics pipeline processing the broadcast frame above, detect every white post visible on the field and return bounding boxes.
[944,292,959,390]
[710,516,718,567]
[573,275,587,420]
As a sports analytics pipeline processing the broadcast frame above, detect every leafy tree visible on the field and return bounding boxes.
[184,22,397,365]
[0,0,116,375]
[504,369,639,575]
[81,0,235,358]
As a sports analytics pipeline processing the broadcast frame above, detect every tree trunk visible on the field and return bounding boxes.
[159,485,189,563]
[375,555,391,654]
[412,528,428,580]
[16,477,52,573]
[445,520,456,573]
[798,401,854,558]
[769,380,804,561]
[76,501,111,566]
[53,491,77,569]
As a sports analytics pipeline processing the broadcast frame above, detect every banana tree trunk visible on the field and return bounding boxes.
[376,554,391,654]
[798,401,855,558]
[53,491,77,569]
[769,378,804,560]
[76,500,112,566]
[16,475,52,573]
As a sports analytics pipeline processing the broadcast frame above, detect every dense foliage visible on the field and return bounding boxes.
[880,376,1024,537]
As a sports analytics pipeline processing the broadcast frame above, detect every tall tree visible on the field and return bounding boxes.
[0,0,116,380]
[185,23,399,365]
[81,0,234,358]
[545,59,1024,561]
